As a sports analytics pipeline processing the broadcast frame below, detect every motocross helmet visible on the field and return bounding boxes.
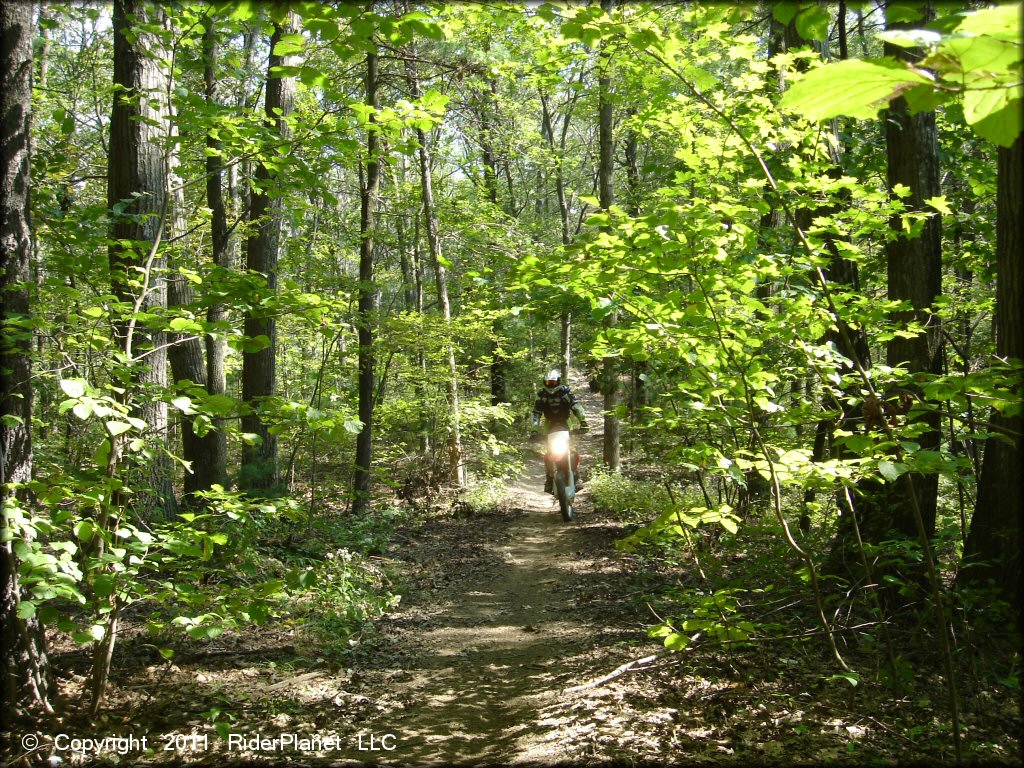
[544,369,561,393]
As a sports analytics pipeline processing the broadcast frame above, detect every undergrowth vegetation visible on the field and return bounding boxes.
[590,466,1020,705]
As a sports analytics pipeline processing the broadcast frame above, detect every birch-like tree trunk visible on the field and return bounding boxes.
[407,54,465,486]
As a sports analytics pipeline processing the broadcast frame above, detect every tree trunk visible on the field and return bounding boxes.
[240,17,296,492]
[598,0,620,471]
[353,48,381,515]
[1,0,52,715]
[407,54,465,486]
[201,17,229,480]
[856,5,943,548]
[478,78,509,405]
[624,118,648,427]
[541,88,579,385]
[959,135,1022,612]
[163,19,226,503]
[108,0,175,518]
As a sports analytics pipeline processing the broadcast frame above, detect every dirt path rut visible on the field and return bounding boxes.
[333,387,652,766]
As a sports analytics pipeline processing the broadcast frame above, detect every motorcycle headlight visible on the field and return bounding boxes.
[547,430,570,458]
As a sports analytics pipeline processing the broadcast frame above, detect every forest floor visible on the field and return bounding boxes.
[24,385,1022,767]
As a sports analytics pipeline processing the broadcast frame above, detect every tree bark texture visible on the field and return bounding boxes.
[203,20,229,405]
[960,135,1022,611]
[870,14,943,544]
[1,0,52,716]
[240,18,295,491]
[353,49,381,514]
[109,0,175,517]
[161,20,226,502]
[598,0,620,471]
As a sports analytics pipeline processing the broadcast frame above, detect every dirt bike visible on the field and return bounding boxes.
[546,428,580,522]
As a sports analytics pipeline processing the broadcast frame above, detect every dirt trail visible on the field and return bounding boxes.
[329,381,653,766]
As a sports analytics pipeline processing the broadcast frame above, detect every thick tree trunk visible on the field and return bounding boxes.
[856,11,943,548]
[108,0,175,518]
[960,135,1022,612]
[407,55,465,486]
[598,0,620,470]
[353,49,381,515]
[1,0,52,716]
[240,18,295,492]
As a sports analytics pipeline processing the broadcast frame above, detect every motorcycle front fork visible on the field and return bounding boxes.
[544,451,580,478]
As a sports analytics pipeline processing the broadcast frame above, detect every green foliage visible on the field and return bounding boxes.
[8,3,1017,744]
[459,478,512,514]
[587,470,673,524]
[648,587,759,651]
[617,503,741,554]
[781,4,1023,146]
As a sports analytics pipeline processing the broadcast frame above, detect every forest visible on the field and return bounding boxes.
[1,0,1021,765]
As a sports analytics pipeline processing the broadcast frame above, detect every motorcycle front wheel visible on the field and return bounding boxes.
[555,473,574,522]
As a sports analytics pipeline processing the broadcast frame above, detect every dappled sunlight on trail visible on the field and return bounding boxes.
[321,380,655,766]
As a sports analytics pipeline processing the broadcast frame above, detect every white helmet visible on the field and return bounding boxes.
[544,369,561,392]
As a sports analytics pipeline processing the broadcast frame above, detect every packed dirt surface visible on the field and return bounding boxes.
[325,441,660,766]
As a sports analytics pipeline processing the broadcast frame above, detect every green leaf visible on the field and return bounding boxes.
[772,2,799,25]
[955,4,1024,42]
[963,87,1022,147]
[60,379,87,398]
[93,574,116,598]
[781,58,934,121]
[878,29,941,49]
[903,83,949,113]
[273,33,304,57]
[74,520,95,542]
[925,196,952,215]
[38,605,60,625]
[169,317,203,332]
[796,6,832,41]
[937,35,1022,77]
[664,632,690,650]
[16,601,36,619]
[228,1,258,21]
[106,421,133,437]
[171,396,196,415]
[826,671,860,687]
[886,4,925,24]
[877,459,907,482]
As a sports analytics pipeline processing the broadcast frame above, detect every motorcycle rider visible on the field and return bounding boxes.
[532,369,589,494]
